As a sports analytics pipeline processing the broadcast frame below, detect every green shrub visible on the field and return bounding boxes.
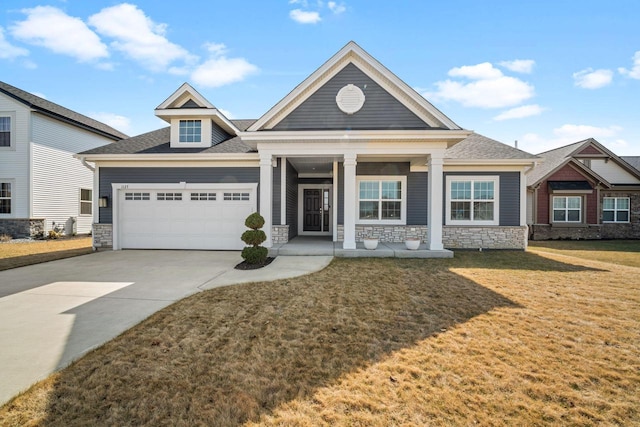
[241,229,267,246]
[240,212,267,265]
[245,212,265,230]
[241,246,268,264]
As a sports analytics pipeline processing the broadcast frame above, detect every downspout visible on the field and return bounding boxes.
[80,157,95,172]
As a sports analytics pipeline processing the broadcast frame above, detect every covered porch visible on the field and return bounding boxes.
[269,236,453,258]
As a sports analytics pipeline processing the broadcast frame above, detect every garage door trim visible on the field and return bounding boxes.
[111,182,258,250]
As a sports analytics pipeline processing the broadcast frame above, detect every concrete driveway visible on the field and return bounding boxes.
[0,250,332,405]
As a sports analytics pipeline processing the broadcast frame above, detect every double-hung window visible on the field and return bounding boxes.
[446,176,499,225]
[0,117,10,147]
[552,196,581,222]
[603,197,629,222]
[179,120,201,143]
[79,189,92,215]
[357,177,406,224]
[0,182,11,214]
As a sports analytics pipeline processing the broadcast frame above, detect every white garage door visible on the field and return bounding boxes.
[117,186,256,250]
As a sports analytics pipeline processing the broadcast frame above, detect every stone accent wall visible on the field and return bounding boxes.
[443,226,528,249]
[600,191,640,239]
[337,225,427,243]
[93,223,113,249]
[0,219,45,238]
[272,225,289,244]
[530,224,601,240]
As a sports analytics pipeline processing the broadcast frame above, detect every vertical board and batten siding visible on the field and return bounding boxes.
[273,63,432,131]
[286,160,299,238]
[211,121,231,146]
[0,95,31,218]
[444,172,521,226]
[272,159,281,225]
[99,167,260,224]
[589,159,640,184]
[31,114,115,233]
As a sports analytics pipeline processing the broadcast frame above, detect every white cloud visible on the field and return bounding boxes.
[190,44,258,88]
[88,3,195,71]
[0,26,29,59]
[518,125,625,154]
[10,6,108,62]
[328,1,346,14]
[618,51,640,79]
[31,92,46,99]
[89,112,131,133]
[448,62,503,79]
[427,62,534,108]
[573,68,613,89]
[498,59,535,74]
[290,9,321,24]
[493,104,544,121]
[218,108,234,119]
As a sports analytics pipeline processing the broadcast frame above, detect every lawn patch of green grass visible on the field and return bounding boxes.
[529,239,640,267]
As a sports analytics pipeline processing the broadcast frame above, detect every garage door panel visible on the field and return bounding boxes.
[118,187,255,250]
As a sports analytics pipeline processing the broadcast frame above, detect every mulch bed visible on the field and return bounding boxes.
[234,257,276,270]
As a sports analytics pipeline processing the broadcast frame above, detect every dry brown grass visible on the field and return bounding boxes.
[0,237,92,271]
[1,250,639,426]
[529,239,640,268]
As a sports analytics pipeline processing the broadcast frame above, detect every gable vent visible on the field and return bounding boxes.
[336,84,365,114]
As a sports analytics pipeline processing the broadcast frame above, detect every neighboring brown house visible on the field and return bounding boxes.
[526,138,640,240]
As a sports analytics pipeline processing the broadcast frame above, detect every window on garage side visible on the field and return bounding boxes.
[0,182,11,214]
[553,196,582,222]
[603,197,629,222]
[224,192,250,201]
[79,188,92,215]
[179,120,201,143]
[446,176,499,225]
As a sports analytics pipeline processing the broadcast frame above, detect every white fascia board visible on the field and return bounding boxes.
[155,83,215,109]
[241,129,471,142]
[76,153,259,163]
[257,140,450,156]
[247,41,461,131]
[444,158,539,166]
[154,109,239,135]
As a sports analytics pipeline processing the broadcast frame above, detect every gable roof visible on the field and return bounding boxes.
[526,138,640,187]
[155,82,215,110]
[622,156,640,172]
[248,41,462,132]
[445,133,538,162]
[0,81,128,140]
[79,120,256,156]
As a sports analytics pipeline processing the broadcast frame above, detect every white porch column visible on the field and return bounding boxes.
[427,152,444,250]
[343,153,357,249]
[259,153,273,247]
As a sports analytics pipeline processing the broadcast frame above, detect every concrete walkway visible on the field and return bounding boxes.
[0,250,332,406]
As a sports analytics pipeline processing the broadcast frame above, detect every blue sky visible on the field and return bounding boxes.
[1,0,639,155]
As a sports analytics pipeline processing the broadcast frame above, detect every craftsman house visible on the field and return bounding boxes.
[78,42,538,252]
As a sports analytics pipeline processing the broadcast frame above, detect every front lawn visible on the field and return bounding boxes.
[1,250,638,426]
[529,239,640,268]
[0,237,93,271]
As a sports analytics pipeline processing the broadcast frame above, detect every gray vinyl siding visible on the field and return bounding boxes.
[99,167,259,224]
[180,99,200,108]
[273,63,432,131]
[286,160,299,238]
[211,121,231,146]
[356,162,426,225]
[444,172,520,226]
[272,159,281,225]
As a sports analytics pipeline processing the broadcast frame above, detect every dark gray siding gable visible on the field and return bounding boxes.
[211,121,231,145]
[443,172,520,226]
[273,63,433,131]
[99,167,259,224]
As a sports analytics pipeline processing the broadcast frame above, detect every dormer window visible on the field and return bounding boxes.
[179,120,202,143]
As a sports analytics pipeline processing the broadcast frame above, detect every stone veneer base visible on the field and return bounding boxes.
[272,225,289,244]
[0,218,45,238]
[93,223,113,249]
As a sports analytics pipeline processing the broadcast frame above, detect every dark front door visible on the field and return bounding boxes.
[303,189,322,231]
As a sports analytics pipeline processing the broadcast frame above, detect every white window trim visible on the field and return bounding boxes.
[445,175,500,226]
[0,112,16,151]
[356,176,407,225]
[170,118,211,148]
[602,197,630,223]
[552,195,582,223]
[79,188,92,216]
[0,179,14,217]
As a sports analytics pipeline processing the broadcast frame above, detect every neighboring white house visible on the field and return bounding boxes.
[0,81,127,238]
